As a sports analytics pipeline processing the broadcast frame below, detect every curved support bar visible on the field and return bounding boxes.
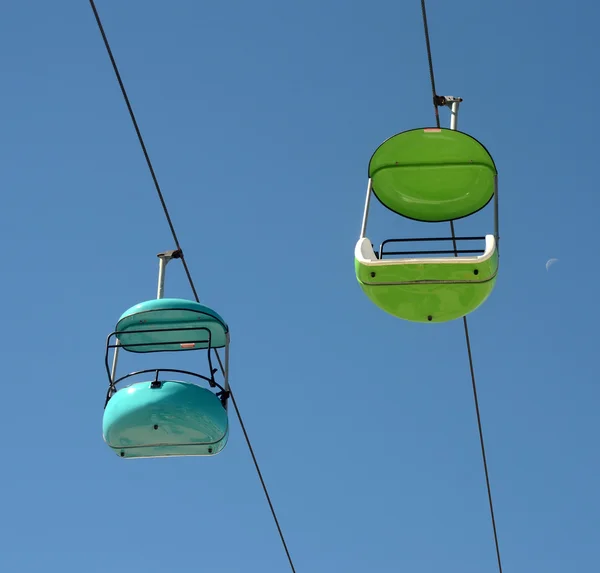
[110,368,223,393]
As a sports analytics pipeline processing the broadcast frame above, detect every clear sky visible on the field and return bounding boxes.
[1,1,598,571]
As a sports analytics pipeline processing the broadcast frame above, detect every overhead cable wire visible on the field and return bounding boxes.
[88,0,199,303]
[88,3,297,571]
[419,2,504,572]
[420,0,441,130]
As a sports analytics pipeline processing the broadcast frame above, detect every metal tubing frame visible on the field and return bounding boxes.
[378,235,486,258]
[157,250,180,300]
[105,326,214,384]
[104,326,229,408]
[157,257,168,299]
[359,179,373,239]
[446,98,500,251]
[359,96,499,257]
[112,368,223,392]
[449,99,460,131]
[110,340,120,384]
[493,175,500,253]
[223,333,230,395]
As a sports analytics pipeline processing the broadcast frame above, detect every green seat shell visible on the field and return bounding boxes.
[116,298,228,352]
[354,236,498,323]
[102,380,229,459]
[369,128,497,222]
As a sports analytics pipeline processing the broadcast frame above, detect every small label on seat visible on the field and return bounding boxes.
[180,343,196,349]
[424,128,441,132]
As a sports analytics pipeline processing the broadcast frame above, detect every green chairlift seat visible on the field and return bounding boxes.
[355,127,499,323]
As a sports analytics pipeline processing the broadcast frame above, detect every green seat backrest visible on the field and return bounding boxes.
[368,128,497,222]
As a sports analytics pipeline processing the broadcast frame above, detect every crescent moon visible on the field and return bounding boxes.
[546,258,558,271]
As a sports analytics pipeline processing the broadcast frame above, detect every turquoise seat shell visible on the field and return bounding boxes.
[103,380,229,459]
[116,298,228,352]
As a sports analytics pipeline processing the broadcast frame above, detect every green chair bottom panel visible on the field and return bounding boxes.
[354,236,498,323]
[103,380,228,459]
[115,298,229,353]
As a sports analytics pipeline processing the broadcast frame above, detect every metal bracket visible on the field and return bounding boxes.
[157,249,182,261]
[434,95,463,106]
[434,95,463,131]
[216,389,230,407]
[209,368,218,388]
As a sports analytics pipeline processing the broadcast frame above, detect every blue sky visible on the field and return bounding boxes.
[1,0,598,571]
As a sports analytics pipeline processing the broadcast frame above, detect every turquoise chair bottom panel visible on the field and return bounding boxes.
[103,380,228,459]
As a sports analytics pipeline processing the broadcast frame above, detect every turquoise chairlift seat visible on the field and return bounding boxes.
[102,251,231,459]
